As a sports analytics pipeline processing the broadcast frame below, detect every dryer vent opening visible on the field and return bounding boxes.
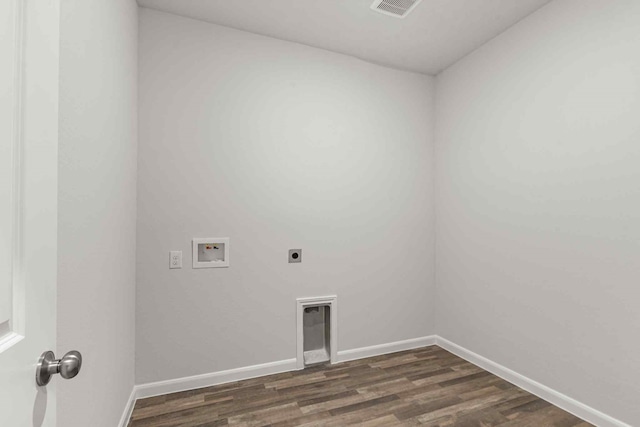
[296,296,337,369]
[303,305,331,366]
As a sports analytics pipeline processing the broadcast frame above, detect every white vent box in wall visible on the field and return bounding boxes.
[192,238,229,268]
[296,296,337,369]
[371,0,423,18]
[303,305,331,366]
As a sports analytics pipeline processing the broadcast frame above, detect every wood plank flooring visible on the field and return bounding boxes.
[128,346,592,427]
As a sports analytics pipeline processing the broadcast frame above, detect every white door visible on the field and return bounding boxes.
[1,0,61,425]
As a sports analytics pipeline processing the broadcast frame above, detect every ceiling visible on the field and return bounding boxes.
[137,0,553,75]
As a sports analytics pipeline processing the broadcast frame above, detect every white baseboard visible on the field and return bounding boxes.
[336,335,437,363]
[119,336,629,427]
[118,387,137,427]
[134,358,298,399]
[119,335,437,424]
[132,335,438,401]
[436,337,630,427]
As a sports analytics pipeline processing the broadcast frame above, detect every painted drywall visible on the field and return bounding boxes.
[57,0,138,426]
[136,8,435,384]
[435,0,640,424]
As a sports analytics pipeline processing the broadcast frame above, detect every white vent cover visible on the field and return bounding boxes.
[371,0,423,18]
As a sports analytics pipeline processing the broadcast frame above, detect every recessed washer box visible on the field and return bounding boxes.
[192,237,229,268]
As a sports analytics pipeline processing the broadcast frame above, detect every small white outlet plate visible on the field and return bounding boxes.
[170,251,182,269]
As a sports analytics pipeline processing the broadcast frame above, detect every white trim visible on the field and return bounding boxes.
[117,387,137,427]
[337,335,437,363]
[10,0,26,339]
[121,335,432,424]
[134,358,297,399]
[296,295,338,369]
[118,336,629,427]
[0,0,26,354]
[0,332,23,354]
[435,337,631,427]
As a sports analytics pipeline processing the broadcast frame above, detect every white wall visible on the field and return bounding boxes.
[435,0,640,424]
[137,8,435,384]
[57,0,138,426]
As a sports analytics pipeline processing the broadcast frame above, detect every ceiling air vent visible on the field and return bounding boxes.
[371,0,423,18]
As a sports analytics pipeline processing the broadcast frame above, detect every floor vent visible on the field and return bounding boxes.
[371,0,423,18]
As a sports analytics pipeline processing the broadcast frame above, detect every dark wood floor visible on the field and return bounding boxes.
[128,346,591,427]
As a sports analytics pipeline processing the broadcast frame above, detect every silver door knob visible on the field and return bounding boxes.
[36,350,82,386]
